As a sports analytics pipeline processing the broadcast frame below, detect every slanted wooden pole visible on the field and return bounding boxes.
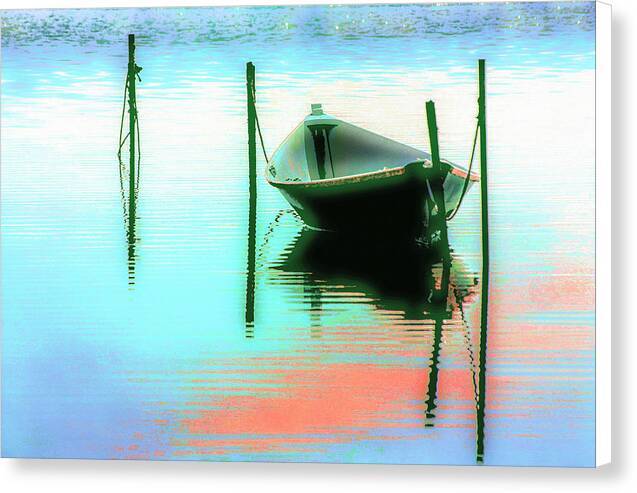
[245,62,257,337]
[425,100,450,258]
[422,102,453,423]
[476,58,489,463]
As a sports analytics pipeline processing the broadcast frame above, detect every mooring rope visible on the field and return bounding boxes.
[117,74,129,158]
[447,116,480,221]
[117,156,128,221]
[135,103,141,196]
[251,85,269,164]
[426,179,438,215]
[117,73,142,195]
[117,75,130,222]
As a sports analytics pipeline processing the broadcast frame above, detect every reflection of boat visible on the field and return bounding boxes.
[266,104,478,239]
[262,216,487,462]
[272,227,477,319]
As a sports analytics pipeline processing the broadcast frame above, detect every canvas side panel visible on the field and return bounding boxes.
[595,0,612,468]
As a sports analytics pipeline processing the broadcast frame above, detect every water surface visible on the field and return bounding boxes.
[1,2,596,466]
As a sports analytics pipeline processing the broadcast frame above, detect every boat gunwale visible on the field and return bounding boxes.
[264,112,480,189]
[266,162,479,190]
[448,162,480,182]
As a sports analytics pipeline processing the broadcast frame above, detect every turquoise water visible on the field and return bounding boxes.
[1,2,596,465]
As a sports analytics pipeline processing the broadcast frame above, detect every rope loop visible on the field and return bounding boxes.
[446,115,480,221]
[117,73,141,192]
[251,85,269,164]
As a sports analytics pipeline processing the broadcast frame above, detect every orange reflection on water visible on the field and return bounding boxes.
[176,360,440,456]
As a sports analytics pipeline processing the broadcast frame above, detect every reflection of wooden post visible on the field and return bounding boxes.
[425,101,450,258]
[424,257,451,426]
[245,62,257,337]
[476,58,489,463]
[425,313,443,424]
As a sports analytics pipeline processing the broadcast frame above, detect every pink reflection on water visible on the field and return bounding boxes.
[116,260,594,462]
[176,361,439,456]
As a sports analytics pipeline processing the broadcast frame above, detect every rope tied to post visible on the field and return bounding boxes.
[117,67,142,194]
[446,113,480,221]
[251,84,269,164]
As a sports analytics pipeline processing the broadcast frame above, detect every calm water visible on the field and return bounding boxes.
[1,3,596,466]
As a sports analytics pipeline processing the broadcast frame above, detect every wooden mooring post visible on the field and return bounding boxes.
[125,33,141,286]
[425,100,450,260]
[246,62,257,205]
[127,34,138,223]
[244,62,257,337]
[476,57,489,463]
[423,100,453,424]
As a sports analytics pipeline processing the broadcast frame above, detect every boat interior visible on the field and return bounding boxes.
[267,104,431,183]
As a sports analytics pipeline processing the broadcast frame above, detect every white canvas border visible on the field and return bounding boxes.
[595,0,612,468]
[0,0,612,471]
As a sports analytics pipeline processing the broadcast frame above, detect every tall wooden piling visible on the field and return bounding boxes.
[246,62,257,204]
[127,34,137,222]
[245,62,257,337]
[476,58,489,463]
[425,100,450,258]
[478,60,488,273]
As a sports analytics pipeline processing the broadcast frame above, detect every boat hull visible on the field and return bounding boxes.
[266,108,477,240]
[270,162,466,240]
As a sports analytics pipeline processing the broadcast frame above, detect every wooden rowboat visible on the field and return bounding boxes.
[266,104,478,240]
